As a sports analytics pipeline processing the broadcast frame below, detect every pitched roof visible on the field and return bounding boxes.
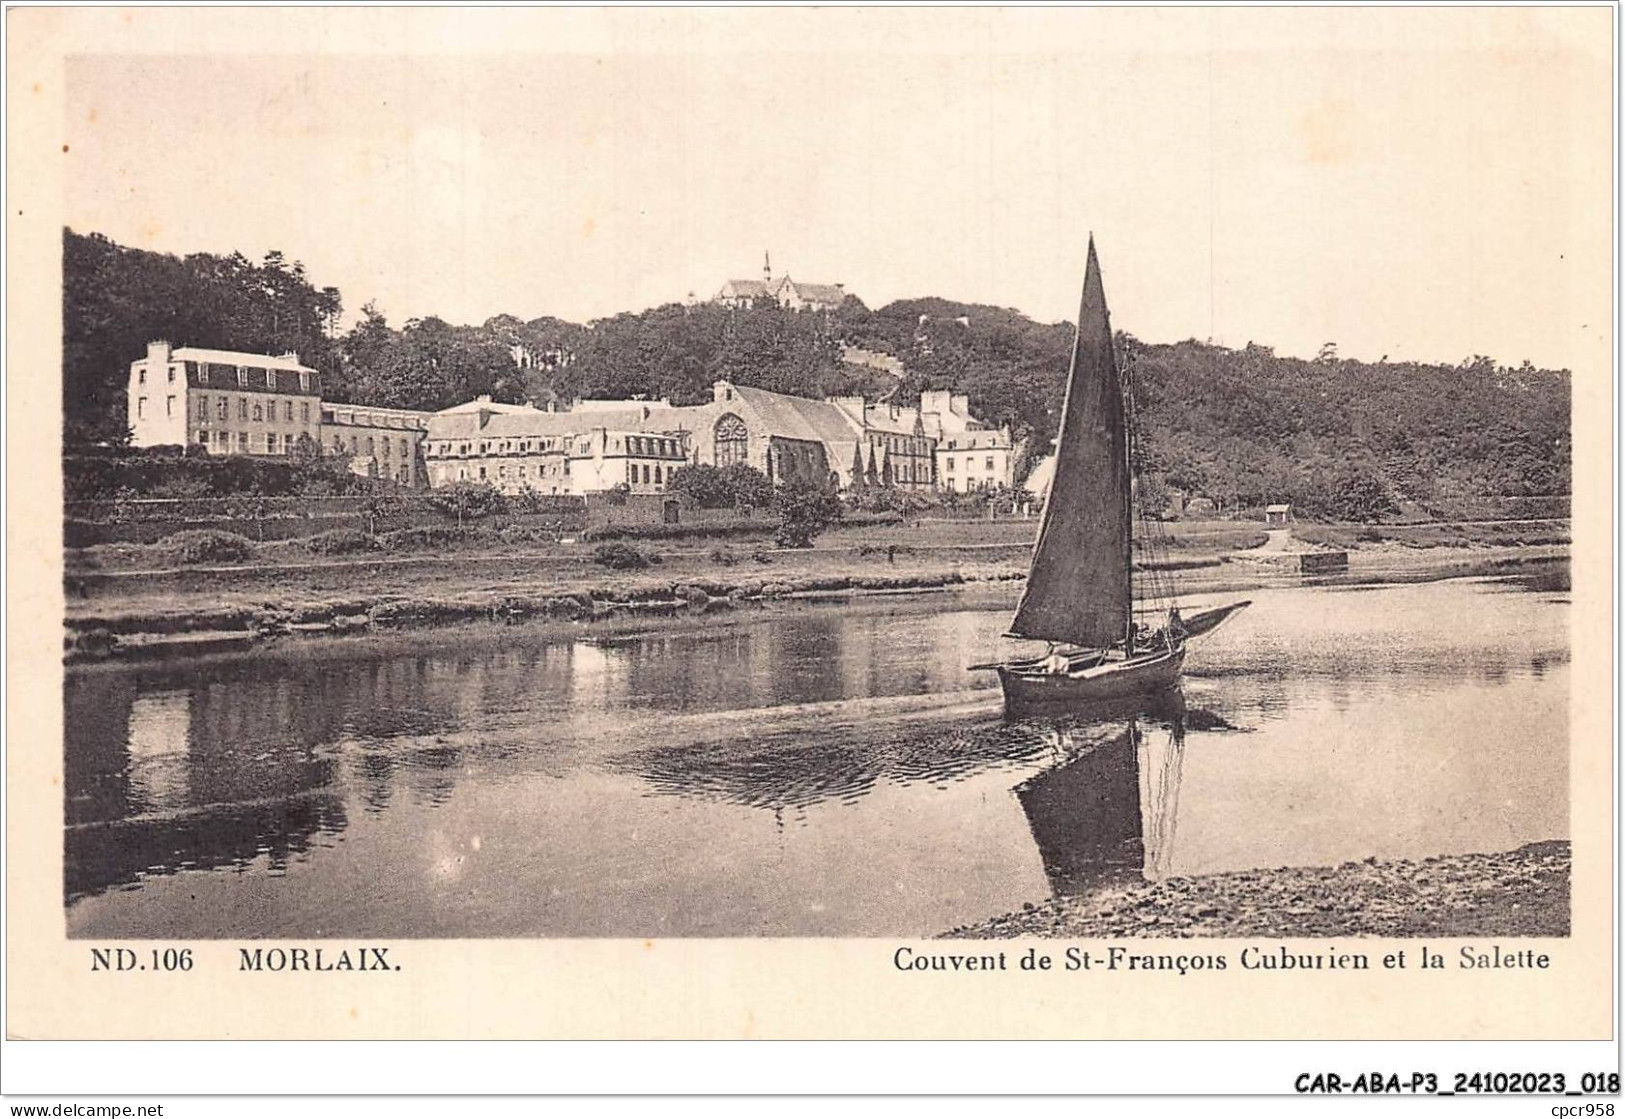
[719,279,771,299]
[782,280,848,305]
[173,346,314,373]
[862,403,923,437]
[730,384,863,446]
[1023,454,1056,496]
[435,398,538,415]
[427,402,683,442]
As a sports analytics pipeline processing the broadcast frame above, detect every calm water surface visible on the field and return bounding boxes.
[64,573,1568,937]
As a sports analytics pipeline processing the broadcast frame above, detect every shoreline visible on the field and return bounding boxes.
[64,542,1569,664]
[944,841,1571,939]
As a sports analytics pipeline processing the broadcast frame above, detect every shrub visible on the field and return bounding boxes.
[379,525,477,551]
[667,463,773,511]
[497,524,558,545]
[582,519,776,543]
[304,529,380,556]
[592,542,649,570]
[709,546,739,567]
[774,478,844,548]
[163,529,254,565]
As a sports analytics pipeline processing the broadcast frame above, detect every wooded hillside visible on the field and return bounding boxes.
[65,228,1570,515]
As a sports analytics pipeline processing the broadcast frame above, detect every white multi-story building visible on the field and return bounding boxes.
[126,341,435,486]
[921,390,1013,492]
[422,397,690,496]
[127,341,323,458]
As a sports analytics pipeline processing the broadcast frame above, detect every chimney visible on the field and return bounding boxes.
[146,340,172,367]
[713,380,735,404]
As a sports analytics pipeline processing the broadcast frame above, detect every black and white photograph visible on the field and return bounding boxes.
[6,4,1614,1060]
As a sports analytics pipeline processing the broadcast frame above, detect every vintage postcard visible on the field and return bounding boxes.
[4,5,1616,1068]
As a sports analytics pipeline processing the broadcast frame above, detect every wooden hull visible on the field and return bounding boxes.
[996,646,1185,715]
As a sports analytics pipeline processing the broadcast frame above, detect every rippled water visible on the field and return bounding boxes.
[64,572,1568,937]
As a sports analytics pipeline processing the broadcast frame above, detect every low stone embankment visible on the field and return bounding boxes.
[64,569,1028,663]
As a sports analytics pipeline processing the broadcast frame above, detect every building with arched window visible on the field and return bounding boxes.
[713,414,750,466]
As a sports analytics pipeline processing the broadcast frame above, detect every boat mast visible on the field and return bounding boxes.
[1121,326,1135,654]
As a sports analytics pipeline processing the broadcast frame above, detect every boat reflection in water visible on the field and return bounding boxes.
[1012,691,1236,899]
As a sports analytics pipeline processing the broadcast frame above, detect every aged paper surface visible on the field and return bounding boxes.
[5,6,1614,1045]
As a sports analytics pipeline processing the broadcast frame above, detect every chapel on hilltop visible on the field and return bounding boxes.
[715,252,851,312]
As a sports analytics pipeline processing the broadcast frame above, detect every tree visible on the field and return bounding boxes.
[717,463,773,511]
[666,463,731,508]
[426,482,506,529]
[224,493,271,541]
[359,490,404,535]
[773,478,843,548]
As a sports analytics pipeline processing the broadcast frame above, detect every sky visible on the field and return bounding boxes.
[61,7,1612,370]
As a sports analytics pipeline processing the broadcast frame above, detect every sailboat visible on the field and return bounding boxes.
[974,236,1250,713]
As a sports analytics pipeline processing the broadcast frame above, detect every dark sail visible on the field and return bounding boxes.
[1009,236,1132,648]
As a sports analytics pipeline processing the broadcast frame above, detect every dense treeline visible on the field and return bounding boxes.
[65,228,1571,516]
[64,231,342,444]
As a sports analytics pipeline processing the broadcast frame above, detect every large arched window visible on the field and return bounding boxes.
[714,413,749,466]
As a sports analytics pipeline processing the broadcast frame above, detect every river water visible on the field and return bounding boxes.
[64,571,1569,938]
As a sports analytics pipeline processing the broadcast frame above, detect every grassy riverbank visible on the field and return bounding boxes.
[62,515,1570,660]
[944,841,1570,939]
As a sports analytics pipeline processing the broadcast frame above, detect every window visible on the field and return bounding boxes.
[197,431,208,447]
[264,369,275,389]
[237,366,248,387]
[946,457,955,471]
[350,436,358,452]
[382,439,391,457]
[239,398,248,421]
[218,399,229,421]
[641,464,650,484]
[197,396,209,420]
[200,365,211,386]
[627,462,635,482]
[251,403,263,421]
[366,436,375,455]
[284,401,293,422]
[714,413,748,466]
[333,434,344,451]
[167,366,176,384]
[478,466,487,480]
[299,372,311,392]
[137,368,146,385]
[302,402,310,423]
[136,397,147,418]
[400,438,408,458]
[166,395,176,417]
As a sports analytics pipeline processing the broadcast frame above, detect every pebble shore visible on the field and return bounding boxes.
[945,841,1570,939]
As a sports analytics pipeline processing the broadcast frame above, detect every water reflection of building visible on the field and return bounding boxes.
[63,653,499,905]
